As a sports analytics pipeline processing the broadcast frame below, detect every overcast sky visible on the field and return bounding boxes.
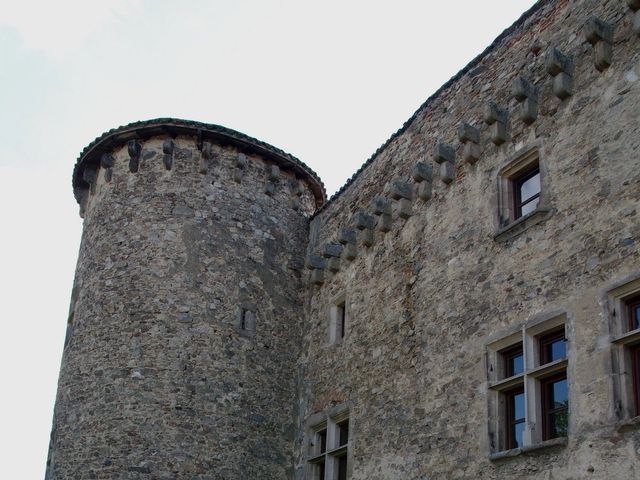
[0,1,537,477]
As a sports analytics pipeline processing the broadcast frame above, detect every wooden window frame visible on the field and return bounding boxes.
[502,344,524,378]
[513,166,541,219]
[541,372,568,441]
[505,386,525,450]
[538,329,567,365]
[307,408,350,480]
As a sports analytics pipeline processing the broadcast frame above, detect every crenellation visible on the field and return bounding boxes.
[483,101,509,145]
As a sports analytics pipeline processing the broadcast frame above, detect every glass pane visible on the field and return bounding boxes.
[551,410,568,437]
[509,354,524,376]
[337,420,349,446]
[318,461,325,480]
[514,422,525,448]
[520,197,539,216]
[552,379,568,407]
[633,305,640,330]
[513,392,525,420]
[318,430,327,454]
[549,338,566,362]
[520,172,540,202]
[337,455,348,480]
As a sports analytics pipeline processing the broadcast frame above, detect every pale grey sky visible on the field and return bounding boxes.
[0,1,536,477]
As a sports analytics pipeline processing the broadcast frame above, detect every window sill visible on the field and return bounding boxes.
[612,328,640,346]
[488,437,567,462]
[494,207,554,243]
[616,415,640,433]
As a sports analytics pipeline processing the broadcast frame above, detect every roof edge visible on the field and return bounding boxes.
[72,117,327,208]
[311,0,551,218]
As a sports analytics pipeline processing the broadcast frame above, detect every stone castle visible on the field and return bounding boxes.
[47,1,640,478]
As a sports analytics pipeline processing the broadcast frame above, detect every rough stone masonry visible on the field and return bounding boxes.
[48,0,640,479]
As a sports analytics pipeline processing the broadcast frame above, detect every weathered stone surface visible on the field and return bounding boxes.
[337,228,357,245]
[483,101,508,125]
[457,123,480,144]
[584,17,614,45]
[417,180,432,201]
[594,40,613,71]
[322,243,343,258]
[395,198,412,219]
[372,196,391,215]
[411,161,433,183]
[463,142,481,164]
[553,72,574,100]
[342,243,357,261]
[306,254,326,270]
[433,142,455,164]
[439,161,455,184]
[545,48,574,76]
[390,180,413,200]
[353,211,375,230]
[377,213,392,232]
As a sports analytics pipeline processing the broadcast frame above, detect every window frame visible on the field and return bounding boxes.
[306,405,351,480]
[329,296,348,345]
[606,277,640,423]
[540,372,569,441]
[513,166,541,219]
[486,312,569,454]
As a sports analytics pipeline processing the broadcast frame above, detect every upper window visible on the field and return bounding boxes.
[486,313,569,455]
[329,297,347,345]
[495,146,552,242]
[514,166,541,218]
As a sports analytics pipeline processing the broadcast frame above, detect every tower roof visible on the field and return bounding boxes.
[72,118,327,208]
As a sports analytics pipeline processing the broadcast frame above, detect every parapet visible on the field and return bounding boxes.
[71,117,326,210]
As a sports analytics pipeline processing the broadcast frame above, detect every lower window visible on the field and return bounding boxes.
[541,373,568,440]
[307,409,350,479]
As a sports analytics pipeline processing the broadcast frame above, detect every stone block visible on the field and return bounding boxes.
[323,243,343,258]
[490,121,508,146]
[377,213,392,232]
[440,161,455,184]
[342,243,357,261]
[512,77,536,102]
[310,269,324,285]
[360,228,374,247]
[373,196,392,215]
[201,142,215,160]
[353,211,376,230]
[305,255,326,270]
[128,140,141,173]
[518,97,538,125]
[291,198,300,211]
[338,228,357,245]
[417,181,432,201]
[584,17,614,45]
[162,138,174,155]
[236,153,248,169]
[628,0,640,11]
[390,180,413,200]
[483,101,508,125]
[291,179,304,196]
[463,142,481,164]
[265,181,276,196]
[553,73,573,100]
[326,257,340,273]
[104,168,113,183]
[412,161,433,183]
[594,41,613,72]
[100,153,114,169]
[433,142,455,164]
[82,168,97,193]
[545,48,573,76]
[396,198,413,219]
[457,123,480,144]
[268,165,280,181]
[233,168,243,183]
[199,157,208,175]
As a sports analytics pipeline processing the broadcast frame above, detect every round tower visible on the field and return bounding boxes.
[46,119,325,479]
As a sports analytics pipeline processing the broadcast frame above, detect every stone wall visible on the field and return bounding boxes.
[300,0,640,478]
[48,131,319,479]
